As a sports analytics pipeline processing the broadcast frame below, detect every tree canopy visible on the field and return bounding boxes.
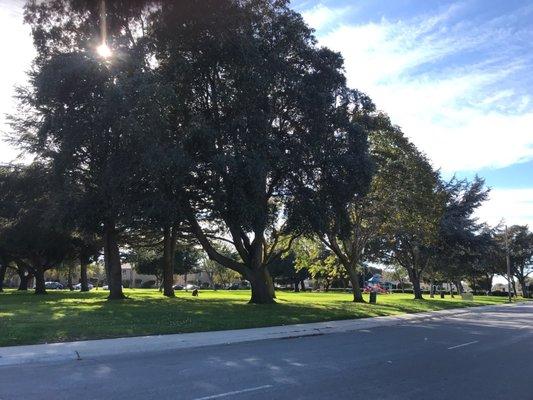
[0,0,526,305]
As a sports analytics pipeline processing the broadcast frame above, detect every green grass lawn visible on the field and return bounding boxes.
[0,289,514,347]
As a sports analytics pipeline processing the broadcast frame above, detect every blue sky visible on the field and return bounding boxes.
[0,0,532,227]
[293,0,533,227]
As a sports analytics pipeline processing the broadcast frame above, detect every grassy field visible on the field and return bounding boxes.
[0,289,513,347]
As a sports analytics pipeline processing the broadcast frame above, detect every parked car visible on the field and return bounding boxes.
[73,283,94,290]
[172,284,184,290]
[45,281,64,290]
[102,285,124,290]
[184,284,199,290]
[228,283,241,290]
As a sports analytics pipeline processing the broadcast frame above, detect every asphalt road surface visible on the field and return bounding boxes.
[1,303,532,400]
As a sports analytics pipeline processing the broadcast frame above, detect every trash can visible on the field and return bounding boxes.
[369,291,377,304]
[440,291,445,299]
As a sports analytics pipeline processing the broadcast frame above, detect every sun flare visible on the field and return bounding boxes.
[96,43,112,58]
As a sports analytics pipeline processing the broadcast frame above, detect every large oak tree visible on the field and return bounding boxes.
[151,0,371,303]
[294,99,429,302]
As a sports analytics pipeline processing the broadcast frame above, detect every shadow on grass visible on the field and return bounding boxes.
[0,289,516,347]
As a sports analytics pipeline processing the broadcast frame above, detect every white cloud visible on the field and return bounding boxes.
[0,0,35,163]
[475,188,533,228]
[311,5,533,173]
[301,4,350,31]
[476,188,532,283]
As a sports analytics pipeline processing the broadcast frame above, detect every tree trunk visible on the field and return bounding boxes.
[518,278,527,298]
[34,266,47,295]
[18,274,29,290]
[449,281,454,298]
[266,267,276,299]
[67,264,73,291]
[512,280,517,297]
[17,266,31,290]
[409,269,423,300]
[487,274,493,294]
[104,221,125,300]
[346,265,365,303]
[103,233,111,286]
[162,226,175,298]
[0,264,6,292]
[300,280,306,292]
[247,267,275,304]
[293,281,300,292]
[80,256,89,292]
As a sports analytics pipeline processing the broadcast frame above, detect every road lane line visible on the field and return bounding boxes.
[447,340,479,350]
[192,385,273,400]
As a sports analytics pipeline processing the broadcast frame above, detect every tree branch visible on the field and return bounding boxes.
[184,204,245,274]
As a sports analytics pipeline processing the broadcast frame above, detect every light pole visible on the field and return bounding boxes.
[505,225,512,302]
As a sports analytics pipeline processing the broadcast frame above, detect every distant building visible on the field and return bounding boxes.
[121,264,212,288]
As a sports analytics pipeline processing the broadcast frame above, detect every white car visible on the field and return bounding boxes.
[102,284,124,290]
[185,284,199,290]
[74,283,94,290]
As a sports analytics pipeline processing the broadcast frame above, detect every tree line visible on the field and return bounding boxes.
[0,0,531,303]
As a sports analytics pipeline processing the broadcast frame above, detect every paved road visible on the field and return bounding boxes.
[1,303,532,400]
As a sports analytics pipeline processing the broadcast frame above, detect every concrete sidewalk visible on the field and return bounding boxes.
[0,302,521,367]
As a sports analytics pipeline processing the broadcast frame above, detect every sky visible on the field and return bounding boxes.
[0,0,532,228]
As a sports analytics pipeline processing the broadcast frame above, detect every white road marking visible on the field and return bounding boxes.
[447,340,479,350]
[192,385,273,400]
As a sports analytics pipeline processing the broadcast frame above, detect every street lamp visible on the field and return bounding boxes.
[505,225,512,302]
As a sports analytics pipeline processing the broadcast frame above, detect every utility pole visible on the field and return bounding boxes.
[505,225,512,302]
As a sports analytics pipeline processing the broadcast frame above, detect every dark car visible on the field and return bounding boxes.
[45,281,64,290]
[228,283,243,290]
[172,284,184,290]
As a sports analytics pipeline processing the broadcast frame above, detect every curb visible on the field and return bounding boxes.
[0,301,528,367]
